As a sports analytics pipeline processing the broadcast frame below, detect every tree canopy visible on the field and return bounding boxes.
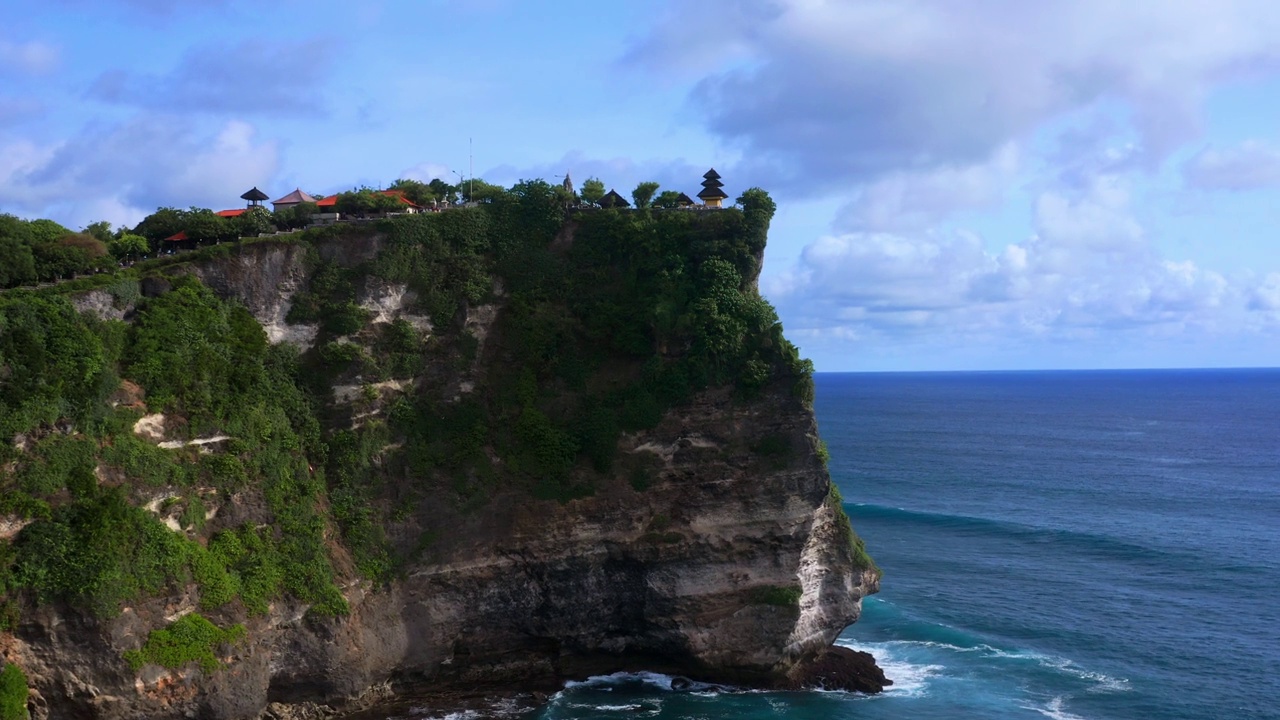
[632,181,661,209]
[580,177,605,206]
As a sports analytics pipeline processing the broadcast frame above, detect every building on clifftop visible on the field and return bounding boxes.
[599,189,630,208]
[240,187,270,207]
[697,168,728,208]
[272,188,317,210]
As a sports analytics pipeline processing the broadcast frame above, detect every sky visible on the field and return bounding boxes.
[2,0,1279,371]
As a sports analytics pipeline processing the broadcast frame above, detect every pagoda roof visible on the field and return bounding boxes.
[272,188,317,205]
[215,209,246,218]
[599,189,630,208]
[703,168,722,180]
[676,192,696,205]
[240,187,270,202]
[697,186,728,200]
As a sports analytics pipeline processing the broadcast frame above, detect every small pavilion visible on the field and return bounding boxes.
[240,187,270,207]
[599,189,630,208]
[676,192,696,208]
[272,189,317,210]
[697,169,728,208]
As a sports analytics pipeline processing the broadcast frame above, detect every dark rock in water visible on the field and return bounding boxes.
[670,676,694,691]
[788,646,892,694]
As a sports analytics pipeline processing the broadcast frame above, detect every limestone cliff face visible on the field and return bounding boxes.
[3,222,878,719]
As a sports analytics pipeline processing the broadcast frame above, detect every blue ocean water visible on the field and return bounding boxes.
[399,369,1280,720]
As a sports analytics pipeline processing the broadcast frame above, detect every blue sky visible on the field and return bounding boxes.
[3,0,1279,371]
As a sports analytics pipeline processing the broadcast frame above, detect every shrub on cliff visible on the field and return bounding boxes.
[123,612,245,674]
[0,662,26,720]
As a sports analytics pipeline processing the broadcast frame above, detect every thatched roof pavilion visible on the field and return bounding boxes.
[240,187,269,206]
[599,189,630,208]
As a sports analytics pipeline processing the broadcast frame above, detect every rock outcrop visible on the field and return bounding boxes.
[0,212,881,719]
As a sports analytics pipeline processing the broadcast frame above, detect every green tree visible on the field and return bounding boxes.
[335,188,401,217]
[84,220,115,243]
[428,178,458,204]
[25,219,69,245]
[33,234,109,280]
[652,190,683,209]
[183,210,231,244]
[460,178,507,203]
[134,207,189,243]
[108,233,150,261]
[631,181,661,209]
[580,177,605,206]
[235,206,275,237]
[388,178,436,207]
[0,236,36,287]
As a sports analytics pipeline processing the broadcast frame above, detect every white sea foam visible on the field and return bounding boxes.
[834,638,943,697]
[1032,655,1131,693]
[561,671,723,693]
[564,703,652,712]
[1024,695,1090,720]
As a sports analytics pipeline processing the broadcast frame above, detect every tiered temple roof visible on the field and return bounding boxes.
[697,168,728,204]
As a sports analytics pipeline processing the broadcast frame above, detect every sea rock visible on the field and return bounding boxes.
[787,646,891,694]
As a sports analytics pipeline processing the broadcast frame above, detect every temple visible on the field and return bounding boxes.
[697,168,728,208]
[599,189,630,208]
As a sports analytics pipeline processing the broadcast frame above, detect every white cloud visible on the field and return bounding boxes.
[835,143,1021,232]
[765,177,1245,364]
[0,116,279,229]
[633,0,1280,192]
[400,162,452,183]
[0,39,60,76]
[1183,141,1280,190]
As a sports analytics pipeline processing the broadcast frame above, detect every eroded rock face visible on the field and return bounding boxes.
[190,242,317,348]
[10,233,879,719]
[7,384,876,718]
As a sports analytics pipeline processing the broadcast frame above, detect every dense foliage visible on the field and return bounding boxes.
[123,612,245,673]
[0,662,25,720]
[0,277,345,621]
[0,214,113,286]
[0,182,863,666]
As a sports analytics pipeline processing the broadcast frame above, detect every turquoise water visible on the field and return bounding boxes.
[396,369,1280,720]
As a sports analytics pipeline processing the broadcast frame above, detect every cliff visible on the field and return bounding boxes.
[0,187,879,719]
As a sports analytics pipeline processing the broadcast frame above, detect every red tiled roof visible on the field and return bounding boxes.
[215,209,246,218]
[316,194,338,207]
[378,190,420,207]
[164,231,188,242]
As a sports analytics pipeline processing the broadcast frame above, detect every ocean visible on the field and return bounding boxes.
[382,369,1280,720]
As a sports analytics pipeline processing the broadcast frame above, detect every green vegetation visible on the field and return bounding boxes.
[750,585,802,608]
[123,612,245,673]
[0,662,26,720]
[828,484,880,578]
[0,180,851,647]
